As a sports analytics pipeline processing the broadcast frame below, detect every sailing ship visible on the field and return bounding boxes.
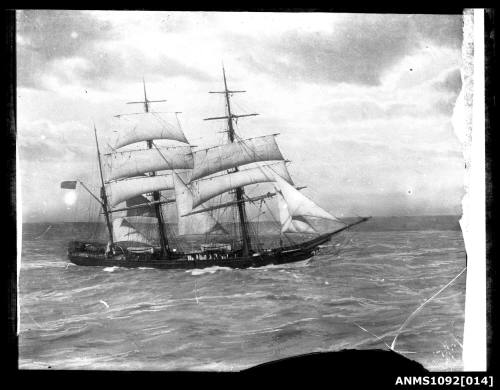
[61,68,370,270]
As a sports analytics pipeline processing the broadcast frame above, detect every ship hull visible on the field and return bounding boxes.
[67,232,335,270]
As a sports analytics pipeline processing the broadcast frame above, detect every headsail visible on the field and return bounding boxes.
[273,174,345,233]
[276,192,316,234]
[172,171,227,236]
[112,217,153,246]
[190,162,293,209]
[273,174,341,221]
[104,146,193,181]
[113,112,189,149]
[190,135,284,181]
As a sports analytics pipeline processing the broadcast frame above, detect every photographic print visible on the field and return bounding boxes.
[16,10,473,373]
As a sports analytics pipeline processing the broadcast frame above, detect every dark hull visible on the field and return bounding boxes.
[68,232,336,270]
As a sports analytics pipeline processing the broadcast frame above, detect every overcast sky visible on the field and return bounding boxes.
[16,10,464,222]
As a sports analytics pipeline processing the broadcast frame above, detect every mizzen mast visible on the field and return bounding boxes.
[204,67,258,256]
[126,79,169,256]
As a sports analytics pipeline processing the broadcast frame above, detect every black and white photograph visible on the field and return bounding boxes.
[14,9,489,375]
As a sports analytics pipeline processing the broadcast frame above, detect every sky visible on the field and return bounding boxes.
[16,10,465,222]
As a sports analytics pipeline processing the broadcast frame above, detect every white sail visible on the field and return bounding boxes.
[172,171,226,236]
[190,162,293,209]
[104,146,193,181]
[106,174,176,207]
[273,174,341,221]
[277,192,316,234]
[190,135,284,181]
[113,112,189,149]
[113,217,153,246]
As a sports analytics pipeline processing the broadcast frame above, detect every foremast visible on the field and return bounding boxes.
[93,124,114,247]
[205,67,258,256]
[127,79,169,256]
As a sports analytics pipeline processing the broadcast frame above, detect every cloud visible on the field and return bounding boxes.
[17,10,113,88]
[19,138,65,161]
[238,14,462,86]
[326,95,460,123]
[327,100,437,123]
[433,67,462,93]
[17,119,95,163]
[156,12,196,33]
[75,50,212,87]
[17,10,114,60]
[16,10,212,90]
[19,138,91,163]
[411,14,463,49]
[434,96,458,116]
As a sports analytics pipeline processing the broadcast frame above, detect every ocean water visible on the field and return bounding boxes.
[18,229,466,371]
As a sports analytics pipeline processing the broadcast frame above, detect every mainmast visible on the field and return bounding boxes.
[127,79,169,256]
[205,67,258,256]
[93,124,114,246]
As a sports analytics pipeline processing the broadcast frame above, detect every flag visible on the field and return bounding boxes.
[60,181,77,189]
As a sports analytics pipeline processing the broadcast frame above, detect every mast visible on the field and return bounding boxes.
[222,67,252,256]
[127,79,169,256]
[93,124,114,246]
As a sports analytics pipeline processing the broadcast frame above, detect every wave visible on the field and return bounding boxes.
[21,261,71,270]
[248,259,312,271]
[35,323,94,342]
[92,292,270,318]
[226,316,321,337]
[186,266,233,276]
[189,361,250,371]
[103,266,121,272]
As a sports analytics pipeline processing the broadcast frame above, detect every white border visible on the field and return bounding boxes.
[462,9,486,371]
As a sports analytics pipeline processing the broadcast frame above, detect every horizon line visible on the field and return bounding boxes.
[21,214,463,224]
